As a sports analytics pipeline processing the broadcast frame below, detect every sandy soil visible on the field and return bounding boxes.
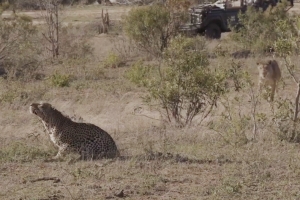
[1,3,300,200]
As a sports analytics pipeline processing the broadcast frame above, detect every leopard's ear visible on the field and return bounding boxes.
[41,102,52,108]
[268,60,272,65]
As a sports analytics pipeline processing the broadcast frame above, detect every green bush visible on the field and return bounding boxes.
[127,36,227,126]
[230,0,297,54]
[123,4,187,57]
[271,98,300,142]
[50,73,70,87]
[102,51,123,68]
[126,60,153,87]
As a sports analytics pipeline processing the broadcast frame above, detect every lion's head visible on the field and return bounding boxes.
[257,60,273,78]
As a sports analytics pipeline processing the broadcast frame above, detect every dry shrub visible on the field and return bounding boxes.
[59,24,94,61]
[13,0,41,10]
[110,35,142,62]
[0,16,42,81]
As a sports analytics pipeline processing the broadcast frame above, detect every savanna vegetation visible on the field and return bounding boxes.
[1,0,300,199]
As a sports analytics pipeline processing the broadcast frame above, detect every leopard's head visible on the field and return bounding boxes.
[30,102,57,123]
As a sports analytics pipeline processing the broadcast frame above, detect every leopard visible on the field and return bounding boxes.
[257,59,281,102]
[30,102,119,160]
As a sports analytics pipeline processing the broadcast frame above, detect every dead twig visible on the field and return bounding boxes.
[30,177,60,183]
[100,9,110,34]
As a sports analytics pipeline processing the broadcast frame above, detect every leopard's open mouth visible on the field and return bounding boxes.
[30,104,39,115]
[32,109,37,115]
[30,108,36,115]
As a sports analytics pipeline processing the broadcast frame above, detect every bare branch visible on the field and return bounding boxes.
[30,177,60,183]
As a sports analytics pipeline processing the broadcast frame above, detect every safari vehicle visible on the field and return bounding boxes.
[181,0,291,39]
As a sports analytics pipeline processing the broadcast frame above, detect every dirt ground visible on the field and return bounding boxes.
[1,3,300,200]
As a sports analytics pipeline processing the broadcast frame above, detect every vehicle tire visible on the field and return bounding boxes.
[205,23,221,39]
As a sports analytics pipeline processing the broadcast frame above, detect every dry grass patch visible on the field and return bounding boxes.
[1,127,300,199]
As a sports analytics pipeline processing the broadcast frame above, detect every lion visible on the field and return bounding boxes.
[257,59,281,102]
